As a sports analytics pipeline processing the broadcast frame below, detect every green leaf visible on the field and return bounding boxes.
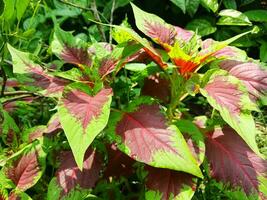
[170,0,186,13]
[186,19,217,36]
[223,0,237,9]
[1,0,15,20]
[186,0,200,17]
[200,0,218,12]
[260,42,267,62]
[58,85,112,169]
[124,63,147,72]
[217,9,252,26]
[15,0,30,21]
[244,10,267,22]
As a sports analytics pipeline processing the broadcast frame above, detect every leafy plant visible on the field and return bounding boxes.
[0,1,267,200]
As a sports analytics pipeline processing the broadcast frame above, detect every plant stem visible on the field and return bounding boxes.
[91,0,107,42]
[109,0,116,43]
[1,94,34,104]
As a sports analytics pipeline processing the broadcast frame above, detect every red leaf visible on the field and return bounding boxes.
[220,60,267,100]
[204,76,243,114]
[145,166,196,200]
[6,151,41,191]
[61,45,92,66]
[141,74,170,103]
[116,104,178,163]
[104,144,135,178]
[56,149,102,194]
[62,88,112,131]
[205,126,267,198]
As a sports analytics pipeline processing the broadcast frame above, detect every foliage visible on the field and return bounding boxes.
[0,0,267,200]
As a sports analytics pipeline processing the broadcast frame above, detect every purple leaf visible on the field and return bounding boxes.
[220,60,267,100]
[205,126,267,198]
[56,149,102,195]
[145,166,197,200]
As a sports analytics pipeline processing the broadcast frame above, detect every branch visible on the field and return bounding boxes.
[1,94,34,104]
[91,0,107,42]
[3,91,37,96]
[109,0,116,43]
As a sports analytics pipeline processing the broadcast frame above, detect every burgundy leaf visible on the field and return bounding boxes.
[62,88,112,131]
[146,166,196,200]
[116,104,178,163]
[204,76,243,114]
[56,148,102,194]
[104,144,135,178]
[6,151,41,191]
[141,74,170,103]
[205,126,267,198]
[61,45,92,66]
[220,60,267,100]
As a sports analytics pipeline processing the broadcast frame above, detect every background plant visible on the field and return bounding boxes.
[0,0,266,200]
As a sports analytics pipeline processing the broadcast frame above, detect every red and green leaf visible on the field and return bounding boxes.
[58,86,112,169]
[3,147,46,191]
[51,27,91,67]
[205,126,267,199]
[112,25,167,69]
[113,104,202,177]
[219,60,267,100]
[200,73,260,154]
[131,3,176,49]
[175,120,205,165]
[145,166,197,200]
[7,44,69,96]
